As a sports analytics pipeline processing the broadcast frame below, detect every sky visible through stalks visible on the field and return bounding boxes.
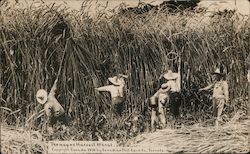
[3,0,250,15]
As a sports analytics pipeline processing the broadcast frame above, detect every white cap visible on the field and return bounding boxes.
[36,89,48,104]
[108,75,127,86]
[163,70,178,80]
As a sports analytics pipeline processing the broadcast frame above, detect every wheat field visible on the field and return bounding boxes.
[0,1,250,153]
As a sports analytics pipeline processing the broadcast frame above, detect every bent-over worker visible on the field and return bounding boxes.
[36,79,67,133]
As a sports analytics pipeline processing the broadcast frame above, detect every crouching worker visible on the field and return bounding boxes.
[36,79,67,134]
[150,86,169,132]
[95,74,128,116]
[199,68,229,127]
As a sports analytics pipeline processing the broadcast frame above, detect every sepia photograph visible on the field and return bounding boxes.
[1,0,250,153]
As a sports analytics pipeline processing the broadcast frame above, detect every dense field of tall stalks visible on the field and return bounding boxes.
[1,1,249,143]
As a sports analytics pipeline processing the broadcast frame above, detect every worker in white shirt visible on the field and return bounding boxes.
[95,74,128,116]
[150,69,181,131]
[150,86,169,131]
[162,69,181,119]
[199,68,229,127]
[36,79,67,134]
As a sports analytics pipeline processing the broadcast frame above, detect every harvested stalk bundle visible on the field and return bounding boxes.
[128,119,249,153]
[1,125,47,154]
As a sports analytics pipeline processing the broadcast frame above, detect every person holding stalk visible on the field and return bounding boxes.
[36,79,67,134]
[150,87,169,132]
[150,69,181,131]
[162,69,181,121]
[199,68,229,127]
[95,74,128,116]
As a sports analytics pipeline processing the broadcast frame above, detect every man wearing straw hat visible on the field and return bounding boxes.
[150,69,181,131]
[199,68,229,127]
[95,74,128,116]
[36,79,67,134]
[162,69,181,120]
[150,88,169,132]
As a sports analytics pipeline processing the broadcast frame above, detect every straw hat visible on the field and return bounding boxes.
[108,76,124,86]
[163,70,178,80]
[211,68,224,75]
[108,74,128,86]
[36,89,48,105]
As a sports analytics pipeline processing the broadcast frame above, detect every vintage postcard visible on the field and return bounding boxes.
[1,0,249,153]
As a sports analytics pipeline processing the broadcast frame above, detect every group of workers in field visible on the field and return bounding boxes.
[36,64,250,134]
